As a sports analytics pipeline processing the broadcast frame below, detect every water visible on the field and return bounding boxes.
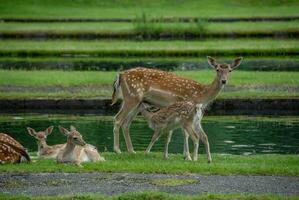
[0,114,298,155]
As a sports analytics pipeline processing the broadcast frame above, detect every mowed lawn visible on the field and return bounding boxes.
[1,39,298,51]
[0,153,298,176]
[0,70,299,99]
[1,0,299,18]
[1,21,298,34]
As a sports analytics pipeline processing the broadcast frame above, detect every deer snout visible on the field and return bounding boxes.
[221,80,227,84]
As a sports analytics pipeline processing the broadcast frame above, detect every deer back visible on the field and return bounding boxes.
[0,133,30,163]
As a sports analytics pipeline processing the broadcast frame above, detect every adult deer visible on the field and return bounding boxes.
[111,56,242,162]
[139,101,204,161]
[0,133,31,164]
[57,126,105,167]
[27,126,65,159]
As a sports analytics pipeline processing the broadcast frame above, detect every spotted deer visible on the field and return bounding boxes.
[139,101,205,161]
[0,133,30,164]
[27,126,65,159]
[111,56,242,162]
[57,126,105,167]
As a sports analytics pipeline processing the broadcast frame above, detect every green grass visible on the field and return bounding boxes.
[0,153,298,176]
[0,39,298,57]
[1,192,298,200]
[1,39,298,51]
[1,70,298,86]
[1,0,299,19]
[1,21,298,35]
[1,70,298,99]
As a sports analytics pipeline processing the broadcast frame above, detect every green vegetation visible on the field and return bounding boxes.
[0,153,298,176]
[1,39,298,52]
[2,21,298,36]
[1,39,298,57]
[1,0,299,19]
[1,192,298,200]
[1,70,298,99]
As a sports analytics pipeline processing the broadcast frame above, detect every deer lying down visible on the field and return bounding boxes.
[27,126,65,159]
[139,101,204,161]
[57,126,105,167]
[0,133,30,164]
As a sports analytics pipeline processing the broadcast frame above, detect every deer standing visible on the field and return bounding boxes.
[111,56,242,162]
[0,133,30,164]
[27,126,65,159]
[57,126,105,167]
[139,101,204,161]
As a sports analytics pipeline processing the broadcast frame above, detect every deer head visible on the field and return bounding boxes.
[207,56,243,85]
[58,125,86,146]
[27,126,54,144]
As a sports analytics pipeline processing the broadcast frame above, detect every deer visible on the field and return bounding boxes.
[139,101,204,161]
[111,56,242,163]
[57,125,105,167]
[27,126,65,159]
[0,133,31,164]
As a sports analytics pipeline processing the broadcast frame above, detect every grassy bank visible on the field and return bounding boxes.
[0,153,298,176]
[1,21,298,35]
[1,39,298,57]
[1,0,299,19]
[1,192,298,200]
[1,70,298,99]
[2,39,298,51]
[1,70,299,86]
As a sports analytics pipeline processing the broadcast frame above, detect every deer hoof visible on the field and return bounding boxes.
[129,150,136,154]
[184,155,192,161]
[114,148,122,154]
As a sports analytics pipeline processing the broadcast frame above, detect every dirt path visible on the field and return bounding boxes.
[0,173,298,196]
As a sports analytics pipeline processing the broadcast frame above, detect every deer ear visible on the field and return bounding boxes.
[70,125,76,131]
[231,57,243,69]
[207,56,218,69]
[45,126,54,136]
[58,126,70,136]
[27,127,37,137]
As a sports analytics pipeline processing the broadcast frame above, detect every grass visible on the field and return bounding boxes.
[2,21,298,35]
[1,192,298,200]
[1,0,299,19]
[0,153,298,176]
[1,39,298,51]
[1,70,298,99]
[2,21,298,33]
[0,39,298,57]
[1,70,299,86]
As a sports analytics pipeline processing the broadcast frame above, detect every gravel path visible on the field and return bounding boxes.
[0,173,298,196]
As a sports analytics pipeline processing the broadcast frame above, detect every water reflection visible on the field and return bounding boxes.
[0,114,298,155]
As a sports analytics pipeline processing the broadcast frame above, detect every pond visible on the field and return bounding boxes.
[0,114,298,155]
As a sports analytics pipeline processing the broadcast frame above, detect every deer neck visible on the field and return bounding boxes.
[200,74,223,104]
[63,139,77,155]
[37,140,49,153]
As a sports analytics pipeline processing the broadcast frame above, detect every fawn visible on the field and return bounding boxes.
[27,126,65,159]
[139,101,206,161]
[56,125,105,167]
[0,133,30,164]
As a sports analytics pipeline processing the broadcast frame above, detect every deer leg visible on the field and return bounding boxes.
[186,126,200,161]
[197,124,212,163]
[145,129,161,154]
[164,130,173,159]
[182,128,191,161]
[113,99,140,154]
[121,106,140,154]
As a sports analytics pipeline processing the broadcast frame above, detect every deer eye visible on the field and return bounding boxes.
[216,69,220,72]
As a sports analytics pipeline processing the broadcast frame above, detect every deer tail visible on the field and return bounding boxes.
[111,74,121,105]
